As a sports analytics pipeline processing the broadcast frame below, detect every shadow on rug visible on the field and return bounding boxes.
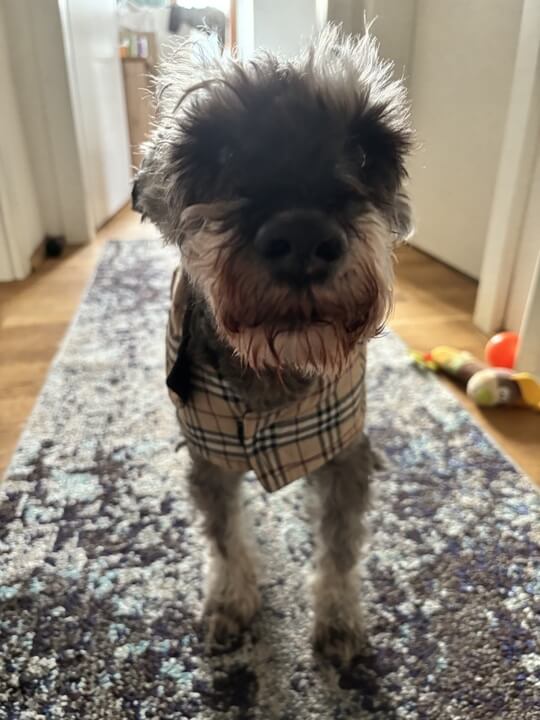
[1,240,538,720]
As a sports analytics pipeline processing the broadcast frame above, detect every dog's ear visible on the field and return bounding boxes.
[391,191,414,242]
[131,149,170,230]
[132,40,219,234]
[131,179,141,213]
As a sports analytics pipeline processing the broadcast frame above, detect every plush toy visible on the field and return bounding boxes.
[411,345,540,411]
[411,346,485,383]
[467,368,540,409]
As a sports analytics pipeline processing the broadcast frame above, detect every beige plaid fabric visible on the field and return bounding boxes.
[166,269,367,492]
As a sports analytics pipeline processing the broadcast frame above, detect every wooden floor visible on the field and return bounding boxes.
[1,206,539,484]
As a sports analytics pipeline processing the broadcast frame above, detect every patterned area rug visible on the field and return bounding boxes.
[1,240,538,720]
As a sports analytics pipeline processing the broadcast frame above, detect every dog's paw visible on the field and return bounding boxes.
[205,605,245,644]
[312,611,366,667]
[204,574,260,644]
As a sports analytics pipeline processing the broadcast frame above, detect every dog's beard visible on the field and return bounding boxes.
[179,204,394,376]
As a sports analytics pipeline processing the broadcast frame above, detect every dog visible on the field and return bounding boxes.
[133,26,413,666]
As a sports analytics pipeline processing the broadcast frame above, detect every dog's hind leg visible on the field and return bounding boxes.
[309,434,373,666]
[187,455,260,642]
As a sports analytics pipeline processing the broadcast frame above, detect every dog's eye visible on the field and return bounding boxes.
[346,136,368,172]
[358,147,367,169]
[218,147,234,166]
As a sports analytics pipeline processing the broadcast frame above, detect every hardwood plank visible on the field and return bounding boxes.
[392,245,540,483]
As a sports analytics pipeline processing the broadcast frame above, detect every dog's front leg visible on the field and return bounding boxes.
[310,435,373,666]
[187,455,260,642]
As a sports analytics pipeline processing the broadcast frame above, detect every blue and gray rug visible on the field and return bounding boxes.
[1,240,538,720]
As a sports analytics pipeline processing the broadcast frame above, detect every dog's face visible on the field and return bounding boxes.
[135,28,413,376]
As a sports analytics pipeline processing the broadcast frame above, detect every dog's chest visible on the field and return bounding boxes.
[166,269,367,492]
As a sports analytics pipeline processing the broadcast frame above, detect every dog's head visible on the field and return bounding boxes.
[135,27,413,376]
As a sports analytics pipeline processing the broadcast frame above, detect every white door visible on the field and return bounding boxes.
[407,0,523,278]
[504,138,540,333]
[0,2,43,281]
[59,0,131,228]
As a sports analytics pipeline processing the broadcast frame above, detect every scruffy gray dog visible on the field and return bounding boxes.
[133,27,412,667]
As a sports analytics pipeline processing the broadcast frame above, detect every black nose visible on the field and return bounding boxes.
[254,211,346,286]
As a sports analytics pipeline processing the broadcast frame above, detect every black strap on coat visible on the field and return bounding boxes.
[166,290,194,405]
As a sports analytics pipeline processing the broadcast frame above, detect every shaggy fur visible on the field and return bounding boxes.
[134,26,412,665]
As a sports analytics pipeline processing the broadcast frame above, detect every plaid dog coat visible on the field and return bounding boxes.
[166,269,367,492]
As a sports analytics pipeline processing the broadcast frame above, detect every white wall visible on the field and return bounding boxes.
[243,0,413,65]
[236,0,255,58]
[4,0,130,251]
[253,0,318,56]
[0,3,43,281]
[365,0,417,82]
[407,0,523,279]
[327,0,416,82]
[238,0,329,60]
[3,0,94,247]
[59,0,131,229]
[327,1,523,280]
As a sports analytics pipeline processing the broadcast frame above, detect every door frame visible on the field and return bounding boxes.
[473,0,540,342]
[517,252,540,375]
